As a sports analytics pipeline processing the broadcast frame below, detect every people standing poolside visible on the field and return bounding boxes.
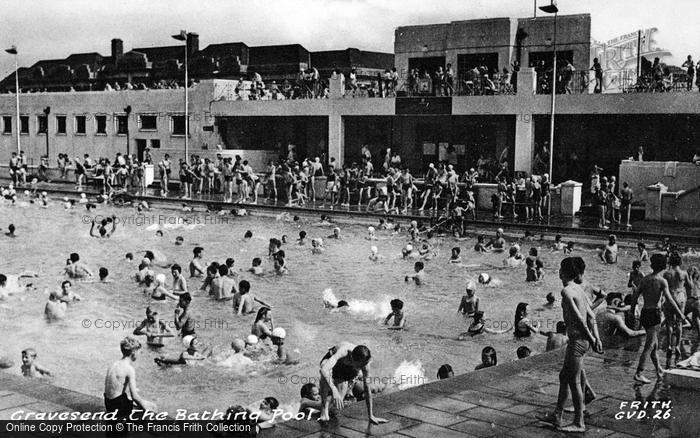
[661,252,692,360]
[539,257,603,433]
[634,254,688,384]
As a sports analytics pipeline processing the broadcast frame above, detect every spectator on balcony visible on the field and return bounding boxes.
[311,67,320,98]
[444,63,455,96]
[591,58,603,93]
[562,61,575,94]
[381,70,391,97]
[682,56,695,91]
[500,67,513,94]
[252,72,264,96]
[390,68,399,95]
[433,66,444,97]
[407,69,418,96]
[331,69,345,96]
[482,74,496,95]
[693,148,700,165]
[511,61,520,93]
[348,68,358,96]
[634,146,644,162]
[464,66,480,96]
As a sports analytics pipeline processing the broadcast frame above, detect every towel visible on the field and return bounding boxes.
[664,161,678,178]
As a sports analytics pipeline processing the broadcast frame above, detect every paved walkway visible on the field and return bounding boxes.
[261,337,699,438]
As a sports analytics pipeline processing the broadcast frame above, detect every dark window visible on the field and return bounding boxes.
[3,116,12,133]
[56,116,66,134]
[150,139,160,149]
[96,115,107,134]
[20,116,29,134]
[171,115,187,135]
[75,115,86,134]
[139,114,157,130]
[38,115,48,134]
[116,115,128,135]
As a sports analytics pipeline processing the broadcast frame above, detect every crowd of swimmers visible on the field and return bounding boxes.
[1,190,700,434]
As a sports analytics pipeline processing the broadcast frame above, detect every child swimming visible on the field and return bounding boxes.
[366,226,378,241]
[383,299,406,330]
[457,281,479,318]
[249,258,264,275]
[551,234,566,252]
[405,261,424,285]
[369,246,384,262]
[449,247,462,264]
[21,348,53,377]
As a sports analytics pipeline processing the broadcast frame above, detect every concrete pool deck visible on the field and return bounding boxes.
[0,372,102,420]
[260,337,700,438]
[2,336,698,437]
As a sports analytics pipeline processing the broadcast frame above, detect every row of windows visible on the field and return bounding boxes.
[0,114,188,136]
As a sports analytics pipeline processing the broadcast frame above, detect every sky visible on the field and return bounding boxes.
[1,0,695,77]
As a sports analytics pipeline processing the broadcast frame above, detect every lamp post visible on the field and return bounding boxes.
[5,45,20,154]
[43,106,50,159]
[539,0,558,219]
[124,105,132,156]
[172,30,189,159]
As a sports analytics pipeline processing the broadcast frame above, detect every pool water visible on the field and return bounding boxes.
[0,201,654,414]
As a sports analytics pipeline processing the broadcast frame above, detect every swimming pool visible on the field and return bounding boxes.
[0,201,649,415]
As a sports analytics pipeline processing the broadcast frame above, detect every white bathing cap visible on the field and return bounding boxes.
[466,280,476,291]
[272,327,286,339]
[182,335,195,347]
[478,273,491,284]
[246,334,258,345]
[155,273,166,284]
[406,244,413,252]
[368,226,375,233]
[370,245,378,253]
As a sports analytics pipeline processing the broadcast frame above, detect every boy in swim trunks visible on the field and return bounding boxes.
[104,337,157,418]
[319,342,387,424]
[661,252,693,359]
[634,254,688,384]
[539,257,603,433]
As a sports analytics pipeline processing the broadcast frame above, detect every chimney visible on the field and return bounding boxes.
[111,38,123,59]
[186,33,199,56]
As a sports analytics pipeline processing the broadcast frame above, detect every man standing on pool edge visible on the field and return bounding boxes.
[540,257,603,433]
[319,342,387,425]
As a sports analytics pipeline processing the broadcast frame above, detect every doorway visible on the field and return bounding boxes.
[135,139,147,162]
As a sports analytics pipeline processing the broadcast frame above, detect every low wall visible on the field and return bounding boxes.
[619,160,700,199]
